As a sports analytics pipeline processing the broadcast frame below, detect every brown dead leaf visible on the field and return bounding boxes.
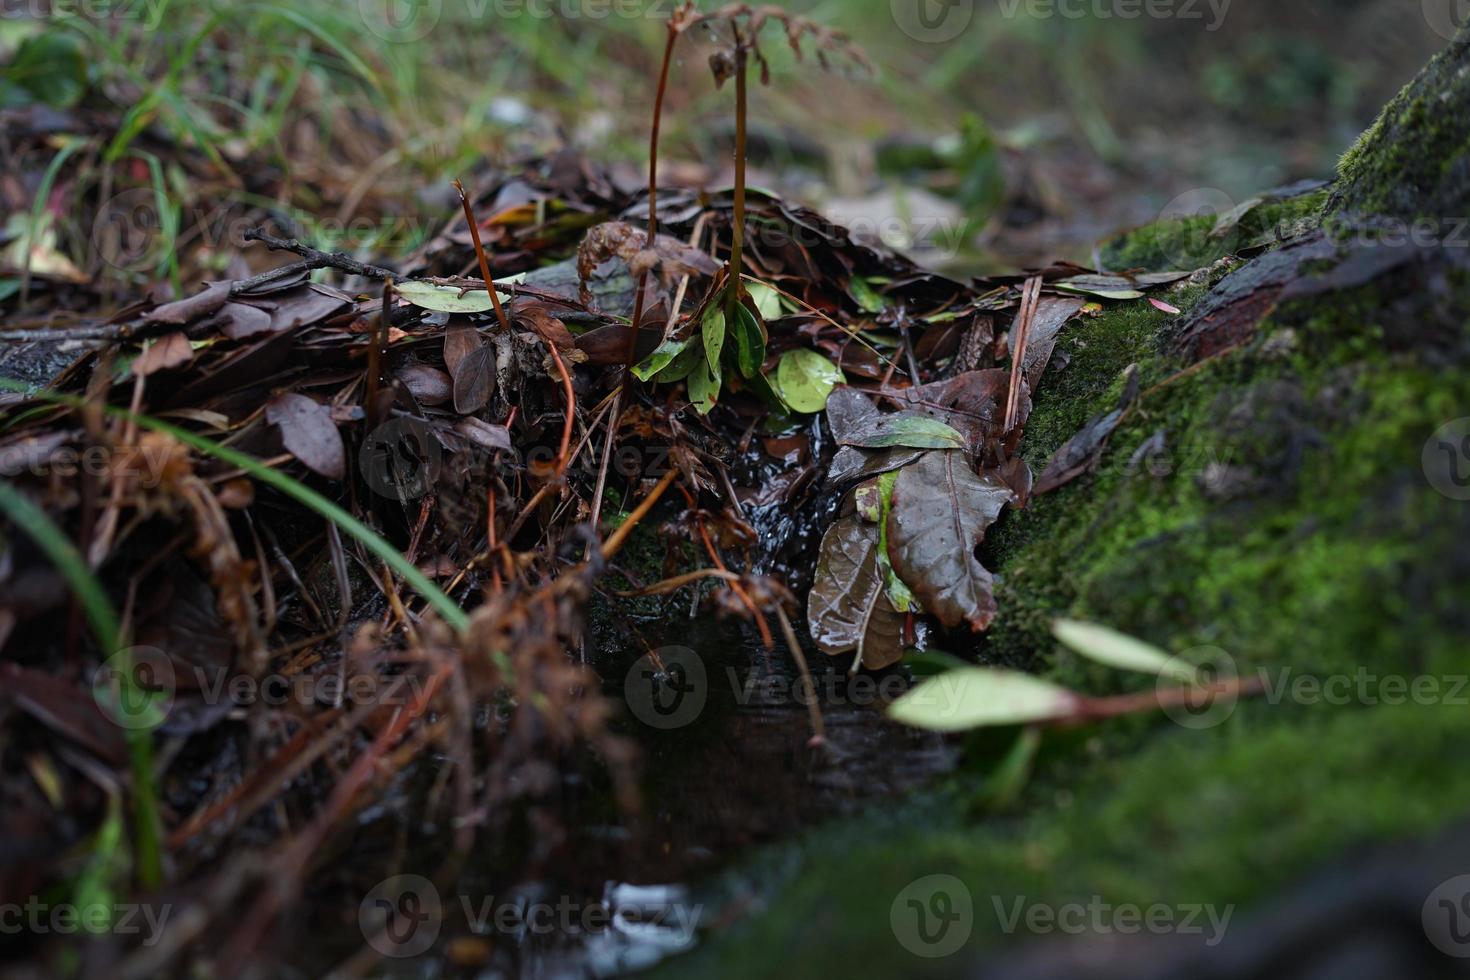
[133,332,194,377]
[265,392,345,479]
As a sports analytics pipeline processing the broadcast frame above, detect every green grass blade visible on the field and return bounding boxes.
[0,379,469,632]
[0,481,163,889]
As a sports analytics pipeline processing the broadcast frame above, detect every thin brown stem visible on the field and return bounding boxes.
[727,35,749,324]
[453,180,511,334]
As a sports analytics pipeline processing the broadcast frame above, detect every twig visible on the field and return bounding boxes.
[1004,275,1043,433]
[243,230,401,282]
[452,180,512,334]
[602,467,680,561]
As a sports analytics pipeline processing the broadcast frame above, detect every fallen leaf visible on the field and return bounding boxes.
[265,393,345,479]
[835,412,967,451]
[452,346,497,415]
[398,279,510,314]
[774,349,844,414]
[807,516,908,669]
[132,332,194,377]
[144,281,232,325]
[398,365,452,406]
[1149,297,1182,315]
[886,450,1015,631]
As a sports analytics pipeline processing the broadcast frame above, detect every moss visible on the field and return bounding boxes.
[1331,28,1470,220]
[652,250,1470,980]
[1099,190,1330,273]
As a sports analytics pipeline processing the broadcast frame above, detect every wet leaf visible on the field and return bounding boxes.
[1052,619,1199,684]
[265,393,345,480]
[808,516,908,670]
[888,668,1081,732]
[746,280,785,320]
[774,349,843,414]
[655,336,706,383]
[688,357,720,415]
[887,451,1014,631]
[826,445,926,486]
[702,306,726,371]
[633,337,690,381]
[398,280,509,314]
[848,276,886,313]
[729,303,767,379]
[452,345,497,415]
[836,412,966,451]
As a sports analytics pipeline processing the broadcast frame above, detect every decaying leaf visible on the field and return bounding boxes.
[265,392,345,480]
[575,222,719,305]
[808,516,908,670]
[1032,364,1140,496]
[452,345,497,415]
[886,450,1015,632]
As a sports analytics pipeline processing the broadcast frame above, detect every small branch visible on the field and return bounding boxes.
[243,229,402,282]
[452,180,513,334]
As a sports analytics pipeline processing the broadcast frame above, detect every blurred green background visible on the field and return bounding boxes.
[0,0,1451,282]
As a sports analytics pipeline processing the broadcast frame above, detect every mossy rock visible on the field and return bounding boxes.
[1331,26,1470,221]
[652,31,1470,980]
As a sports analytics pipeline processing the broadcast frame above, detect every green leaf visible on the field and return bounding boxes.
[702,305,726,371]
[397,279,510,314]
[1052,619,1200,684]
[875,470,918,613]
[839,413,967,450]
[743,369,790,413]
[773,349,844,414]
[888,668,1081,732]
[848,276,887,313]
[688,357,721,415]
[729,303,767,378]
[633,337,689,381]
[7,33,88,108]
[654,335,705,383]
[746,280,785,320]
